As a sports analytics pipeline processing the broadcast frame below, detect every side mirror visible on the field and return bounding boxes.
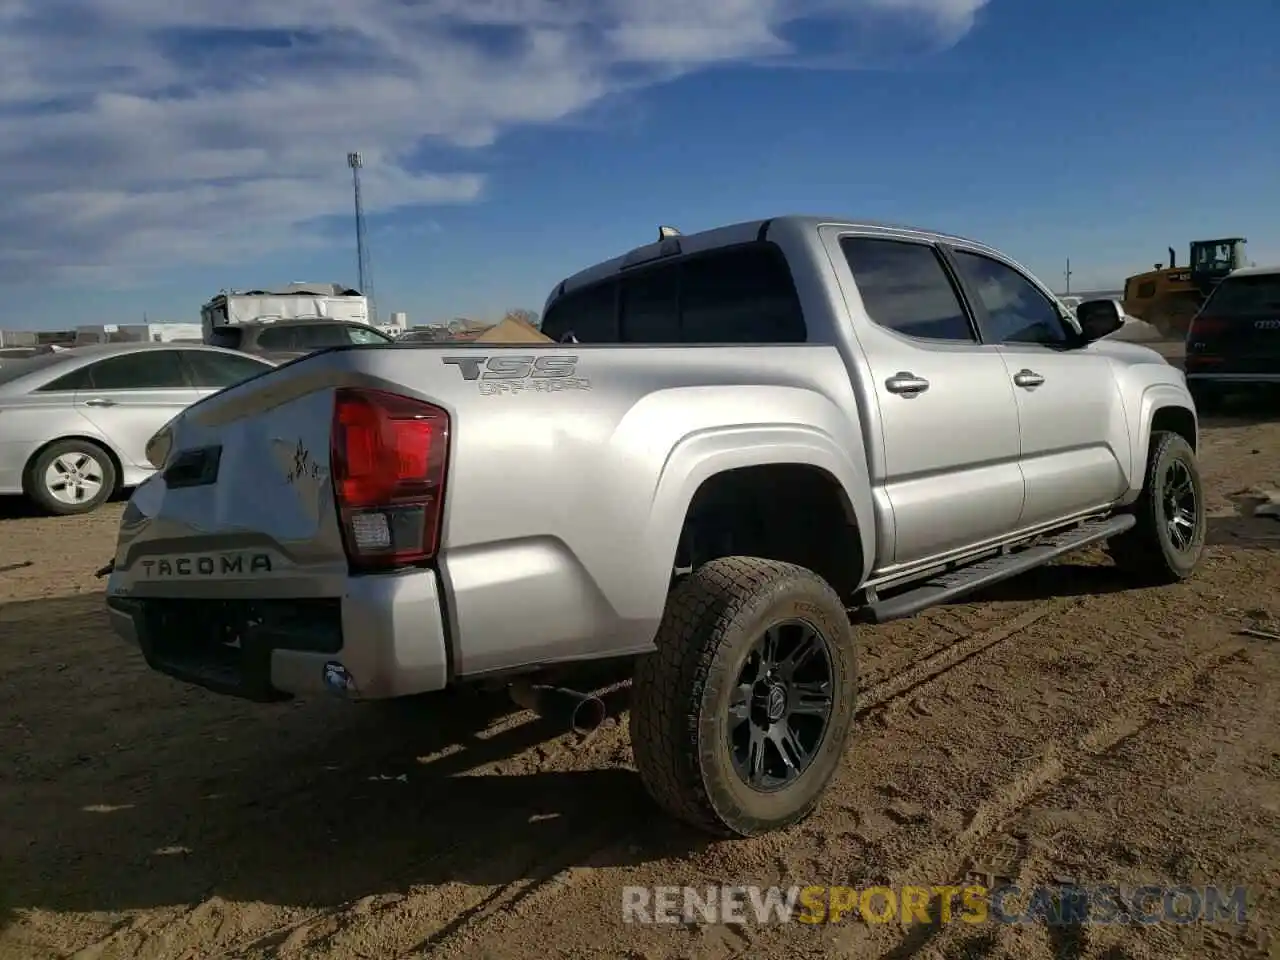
[1075,298,1125,342]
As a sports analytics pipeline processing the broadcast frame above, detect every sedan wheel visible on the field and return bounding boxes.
[25,439,118,516]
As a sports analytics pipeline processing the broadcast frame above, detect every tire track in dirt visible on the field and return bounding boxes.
[833,640,1250,958]
[855,599,1070,722]
[428,562,1267,960]
[203,691,643,960]
[213,604,1064,960]
[406,603,1077,959]
[874,638,1275,960]
[370,600,1083,960]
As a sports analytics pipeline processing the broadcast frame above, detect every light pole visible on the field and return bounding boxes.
[347,151,377,323]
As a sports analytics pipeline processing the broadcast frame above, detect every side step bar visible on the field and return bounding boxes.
[862,514,1136,624]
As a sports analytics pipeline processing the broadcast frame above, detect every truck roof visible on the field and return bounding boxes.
[551,214,1004,299]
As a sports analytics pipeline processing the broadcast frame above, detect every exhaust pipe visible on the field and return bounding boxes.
[1169,247,1177,268]
[509,680,607,735]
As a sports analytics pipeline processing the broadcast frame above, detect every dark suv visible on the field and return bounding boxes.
[209,319,394,361]
[1184,266,1280,410]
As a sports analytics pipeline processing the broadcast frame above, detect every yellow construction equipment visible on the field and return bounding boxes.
[1122,238,1248,338]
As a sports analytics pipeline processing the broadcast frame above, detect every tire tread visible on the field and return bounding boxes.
[630,556,849,836]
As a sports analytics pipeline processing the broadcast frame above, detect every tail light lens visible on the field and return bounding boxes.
[1187,315,1226,339]
[330,388,449,570]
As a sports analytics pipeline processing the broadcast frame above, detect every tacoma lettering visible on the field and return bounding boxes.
[139,554,272,577]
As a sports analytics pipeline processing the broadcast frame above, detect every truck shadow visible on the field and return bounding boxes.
[954,514,1276,605]
[0,593,703,925]
[0,490,129,521]
[956,562,1133,604]
[1197,390,1280,428]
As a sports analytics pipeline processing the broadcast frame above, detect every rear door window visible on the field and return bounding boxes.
[541,282,619,343]
[182,350,273,388]
[620,266,680,343]
[540,242,806,344]
[841,237,976,342]
[80,350,190,389]
[680,244,806,343]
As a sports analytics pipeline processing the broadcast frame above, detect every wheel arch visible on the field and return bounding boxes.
[1125,385,1198,500]
[643,425,875,610]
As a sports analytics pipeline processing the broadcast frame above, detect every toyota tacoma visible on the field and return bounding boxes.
[103,216,1206,837]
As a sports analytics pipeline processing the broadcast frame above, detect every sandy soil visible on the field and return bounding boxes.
[1,403,1277,960]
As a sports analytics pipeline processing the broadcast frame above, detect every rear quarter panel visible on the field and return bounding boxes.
[393,345,875,675]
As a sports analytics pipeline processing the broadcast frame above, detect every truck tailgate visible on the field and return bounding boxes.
[110,380,349,597]
[105,352,455,702]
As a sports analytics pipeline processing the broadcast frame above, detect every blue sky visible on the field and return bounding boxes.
[2,0,1277,329]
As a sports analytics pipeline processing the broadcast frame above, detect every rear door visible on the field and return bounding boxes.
[1187,272,1280,375]
[74,350,203,469]
[834,234,1026,566]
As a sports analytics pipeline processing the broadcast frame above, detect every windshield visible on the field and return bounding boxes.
[1203,275,1280,315]
[1193,243,1236,271]
[0,352,71,387]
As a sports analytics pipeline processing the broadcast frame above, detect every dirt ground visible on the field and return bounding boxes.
[2,394,1278,959]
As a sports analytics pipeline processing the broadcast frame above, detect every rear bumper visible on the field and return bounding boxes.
[106,568,450,701]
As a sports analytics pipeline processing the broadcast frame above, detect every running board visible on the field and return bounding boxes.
[861,515,1136,624]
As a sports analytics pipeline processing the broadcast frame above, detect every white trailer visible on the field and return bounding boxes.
[200,283,370,343]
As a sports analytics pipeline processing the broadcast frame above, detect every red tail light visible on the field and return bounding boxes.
[1187,315,1226,338]
[330,388,449,570]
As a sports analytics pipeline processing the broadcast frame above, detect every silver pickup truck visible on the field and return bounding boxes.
[103,216,1206,838]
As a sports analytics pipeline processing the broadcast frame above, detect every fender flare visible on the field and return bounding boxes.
[635,423,876,616]
[1128,383,1197,496]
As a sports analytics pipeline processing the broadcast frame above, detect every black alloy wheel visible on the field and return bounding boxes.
[727,619,835,792]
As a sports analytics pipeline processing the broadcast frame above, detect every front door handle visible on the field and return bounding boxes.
[1013,369,1045,389]
[885,372,930,395]
[82,398,117,407]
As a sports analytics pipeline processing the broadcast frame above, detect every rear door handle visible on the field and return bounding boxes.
[885,372,930,395]
[82,398,117,407]
[1013,369,1045,388]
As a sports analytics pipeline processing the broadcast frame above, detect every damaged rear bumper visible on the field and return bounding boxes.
[106,568,450,702]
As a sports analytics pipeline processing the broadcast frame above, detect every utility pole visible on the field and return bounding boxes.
[1064,257,1072,296]
[347,152,378,324]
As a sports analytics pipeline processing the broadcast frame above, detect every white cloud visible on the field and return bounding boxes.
[0,0,988,282]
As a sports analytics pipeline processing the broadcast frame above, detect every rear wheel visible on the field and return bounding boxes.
[630,557,857,837]
[24,439,117,516]
[1107,431,1205,584]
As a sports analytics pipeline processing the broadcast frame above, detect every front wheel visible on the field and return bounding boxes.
[1107,431,1206,584]
[630,556,857,837]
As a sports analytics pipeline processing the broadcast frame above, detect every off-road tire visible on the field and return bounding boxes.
[24,438,117,516]
[630,556,857,837]
[1107,431,1205,584]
